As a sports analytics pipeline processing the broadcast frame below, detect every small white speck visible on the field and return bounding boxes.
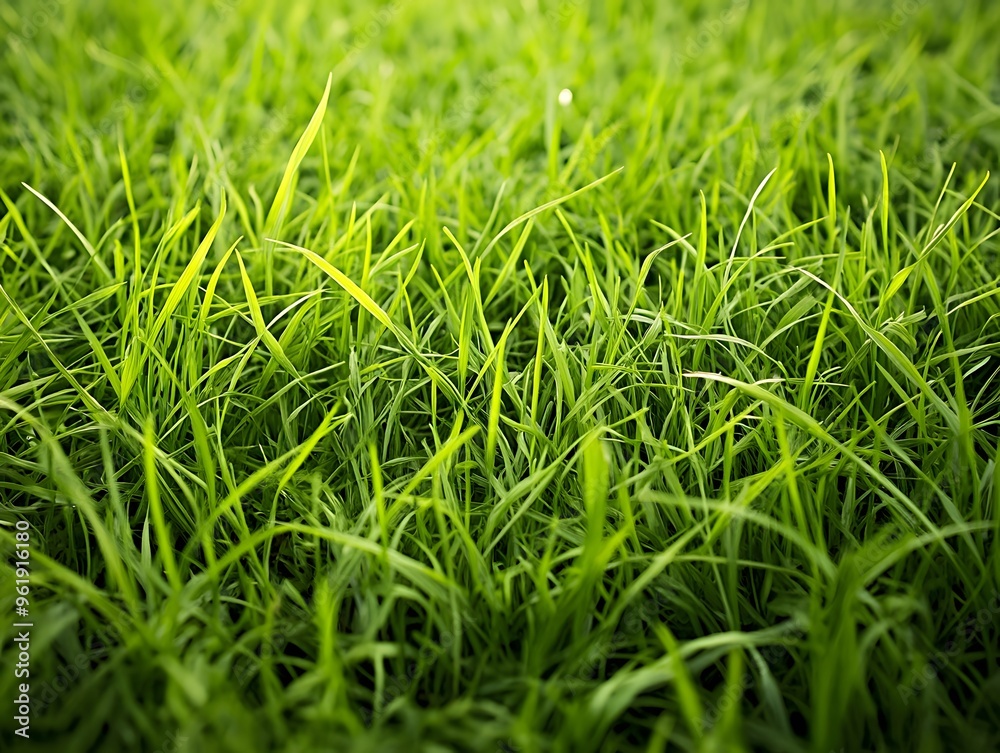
[558,88,573,107]
[379,61,395,78]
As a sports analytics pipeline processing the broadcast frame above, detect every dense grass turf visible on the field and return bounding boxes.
[2,0,1000,750]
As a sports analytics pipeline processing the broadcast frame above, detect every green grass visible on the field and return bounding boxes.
[2,0,1000,751]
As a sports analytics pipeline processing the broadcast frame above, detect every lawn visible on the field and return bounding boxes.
[1,0,1000,751]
